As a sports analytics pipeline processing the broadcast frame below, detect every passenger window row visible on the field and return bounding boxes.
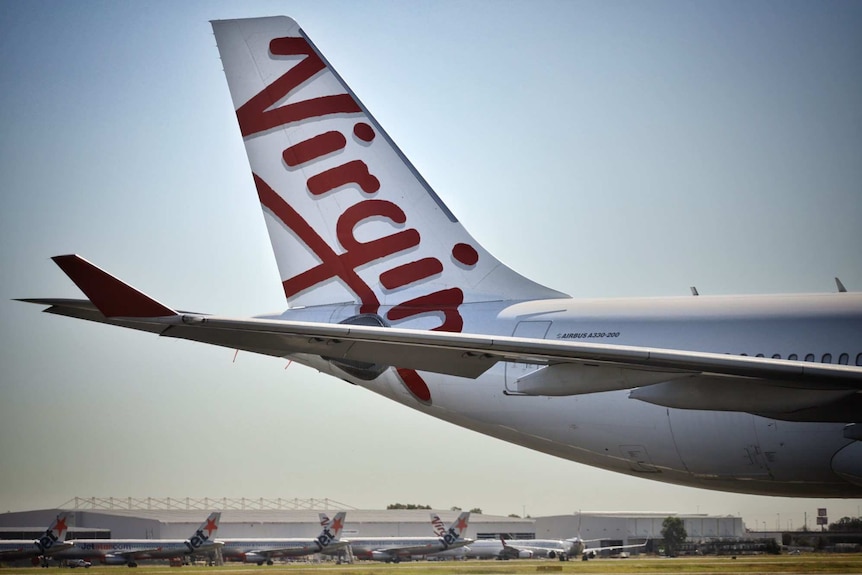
[744,352,861,365]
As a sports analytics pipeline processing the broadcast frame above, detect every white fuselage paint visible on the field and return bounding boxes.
[274,292,862,497]
[219,539,339,561]
[463,538,579,559]
[342,537,469,561]
[52,540,206,563]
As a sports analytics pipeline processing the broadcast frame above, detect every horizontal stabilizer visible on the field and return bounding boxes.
[51,255,177,318]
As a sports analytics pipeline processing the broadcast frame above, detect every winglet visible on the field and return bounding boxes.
[836,277,847,293]
[52,255,177,318]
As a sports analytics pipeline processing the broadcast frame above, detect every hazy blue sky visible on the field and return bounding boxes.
[1,0,860,531]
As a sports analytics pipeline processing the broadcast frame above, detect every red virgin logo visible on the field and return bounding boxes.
[237,36,481,403]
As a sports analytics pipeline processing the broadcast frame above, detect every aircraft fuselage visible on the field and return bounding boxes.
[279,291,862,497]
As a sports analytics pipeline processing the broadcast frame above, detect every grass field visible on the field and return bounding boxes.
[3,556,862,575]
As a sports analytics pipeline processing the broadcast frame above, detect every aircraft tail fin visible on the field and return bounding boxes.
[211,17,567,323]
[430,513,447,537]
[314,511,346,550]
[184,512,221,554]
[439,511,470,548]
[35,514,69,554]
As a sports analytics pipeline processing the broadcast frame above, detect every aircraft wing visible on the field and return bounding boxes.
[23,255,862,421]
[254,541,349,558]
[582,539,649,558]
[44,542,74,556]
[111,547,165,560]
[0,546,54,561]
[376,541,467,557]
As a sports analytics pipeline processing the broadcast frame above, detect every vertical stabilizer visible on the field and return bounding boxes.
[184,512,221,554]
[430,513,447,537]
[212,17,566,323]
[315,511,346,550]
[35,514,69,555]
[439,511,470,549]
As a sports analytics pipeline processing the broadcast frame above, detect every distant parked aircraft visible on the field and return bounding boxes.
[51,512,221,566]
[0,514,71,565]
[219,511,348,564]
[339,511,471,562]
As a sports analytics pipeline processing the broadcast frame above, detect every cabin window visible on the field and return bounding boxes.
[838,353,849,365]
[788,354,798,360]
[821,353,832,363]
[804,353,815,362]
[772,354,781,359]
[856,353,862,366]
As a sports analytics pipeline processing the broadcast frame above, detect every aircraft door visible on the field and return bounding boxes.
[505,321,552,392]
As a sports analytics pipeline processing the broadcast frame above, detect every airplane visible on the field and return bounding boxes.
[430,514,575,561]
[458,536,576,560]
[426,513,470,560]
[456,532,646,562]
[333,511,471,562]
[50,512,221,567]
[579,539,649,561]
[0,514,72,565]
[571,536,649,561]
[20,15,862,498]
[218,511,348,564]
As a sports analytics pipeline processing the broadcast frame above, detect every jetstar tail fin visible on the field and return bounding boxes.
[439,511,470,548]
[183,512,221,554]
[314,511,346,550]
[51,255,176,318]
[35,514,69,555]
[211,17,567,319]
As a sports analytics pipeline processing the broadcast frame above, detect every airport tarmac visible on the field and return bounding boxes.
[3,555,862,575]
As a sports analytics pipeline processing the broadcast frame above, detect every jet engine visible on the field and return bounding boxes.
[832,439,862,487]
[371,550,397,562]
[242,552,268,565]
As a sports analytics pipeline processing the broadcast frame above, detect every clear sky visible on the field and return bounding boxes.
[1,0,860,531]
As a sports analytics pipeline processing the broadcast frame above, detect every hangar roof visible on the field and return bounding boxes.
[58,508,529,526]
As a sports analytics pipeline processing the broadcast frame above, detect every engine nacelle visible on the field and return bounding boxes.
[832,441,862,487]
[103,555,130,566]
[242,552,266,565]
[517,549,533,559]
[371,550,395,562]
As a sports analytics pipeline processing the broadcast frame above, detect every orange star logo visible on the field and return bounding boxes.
[456,517,468,532]
[55,517,68,535]
[205,518,218,535]
[331,516,343,532]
